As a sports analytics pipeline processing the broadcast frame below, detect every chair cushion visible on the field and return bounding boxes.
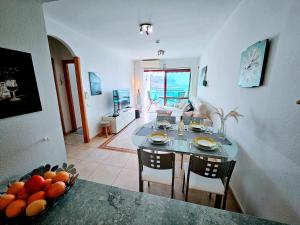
[142,166,173,185]
[183,163,224,195]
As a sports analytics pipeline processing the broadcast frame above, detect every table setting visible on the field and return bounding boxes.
[134,119,233,160]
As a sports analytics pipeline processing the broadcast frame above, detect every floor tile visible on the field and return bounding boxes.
[124,154,139,170]
[88,164,122,186]
[67,157,81,166]
[84,149,111,163]
[112,168,139,192]
[76,160,99,180]
[101,151,131,168]
[67,148,94,160]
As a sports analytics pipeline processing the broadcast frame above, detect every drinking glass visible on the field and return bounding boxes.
[5,79,20,101]
[187,138,193,149]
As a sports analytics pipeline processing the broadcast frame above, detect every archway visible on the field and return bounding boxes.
[48,36,90,143]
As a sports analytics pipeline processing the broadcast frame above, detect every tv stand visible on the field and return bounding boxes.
[103,108,135,133]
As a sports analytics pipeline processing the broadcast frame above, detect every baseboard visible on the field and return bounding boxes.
[229,184,245,214]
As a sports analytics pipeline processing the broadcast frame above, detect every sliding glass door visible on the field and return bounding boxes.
[165,70,190,106]
[145,69,191,107]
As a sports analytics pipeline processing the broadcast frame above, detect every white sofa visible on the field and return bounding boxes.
[156,97,214,126]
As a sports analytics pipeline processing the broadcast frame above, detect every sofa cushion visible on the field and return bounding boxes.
[183,111,193,117]
[156,109,173,116]
[193,111,207,119]
[198,103,208,115]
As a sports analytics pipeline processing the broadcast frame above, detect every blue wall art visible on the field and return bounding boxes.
[89,72,102,96]
[239,39,268,88]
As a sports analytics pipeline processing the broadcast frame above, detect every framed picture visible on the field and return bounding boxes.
[239,39,269,87]
[0,47,42,119]
[199,66,208,87]
[89,72,102,96]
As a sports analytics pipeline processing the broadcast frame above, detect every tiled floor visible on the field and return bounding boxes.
[65,113,241,213]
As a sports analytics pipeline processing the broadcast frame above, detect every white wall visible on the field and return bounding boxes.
[48,37,74,133]
[197,0,300,224]
[44,17,134,138]
[0,0,66,182]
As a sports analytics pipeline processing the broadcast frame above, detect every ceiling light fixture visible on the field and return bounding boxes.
[158,49,165,56]
[139,23,153,35]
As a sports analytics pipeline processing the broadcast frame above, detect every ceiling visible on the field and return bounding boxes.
[43,0,240,60]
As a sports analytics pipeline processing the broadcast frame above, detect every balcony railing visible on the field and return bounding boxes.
[150,88,189,106]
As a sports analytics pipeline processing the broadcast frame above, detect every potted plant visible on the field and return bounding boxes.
[213,107,244,138]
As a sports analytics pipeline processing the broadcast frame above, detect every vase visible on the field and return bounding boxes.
[218,118,226,139]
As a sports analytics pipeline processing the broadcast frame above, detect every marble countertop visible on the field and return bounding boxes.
[18,179,284,225]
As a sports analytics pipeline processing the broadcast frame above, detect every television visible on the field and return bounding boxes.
[113,89,130,115]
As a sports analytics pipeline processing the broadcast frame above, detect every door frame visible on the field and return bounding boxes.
[62,60,78,131]
[60,57,90,143]
[51,58,66,135]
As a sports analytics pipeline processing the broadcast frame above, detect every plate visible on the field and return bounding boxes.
[192,137,218,151]
[189,123,208,132]
[148,138,169,145]
[157,120,171,128]
[148,132,169,143]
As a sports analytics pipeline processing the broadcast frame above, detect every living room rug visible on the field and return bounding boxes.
[98,114,155,154]
[98,133,136,154]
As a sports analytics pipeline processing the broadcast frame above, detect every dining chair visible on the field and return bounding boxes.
[137,148,175,198]
[156,115,176,124]
[147,91,160,111]
[183,156,236,209]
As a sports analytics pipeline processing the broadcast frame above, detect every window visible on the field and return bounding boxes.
[145,69,191,106]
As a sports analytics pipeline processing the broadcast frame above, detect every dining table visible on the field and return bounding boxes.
[132,121,238,160]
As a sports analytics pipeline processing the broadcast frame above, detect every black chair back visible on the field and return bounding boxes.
[189,156,235,179]
[138,149,174,170]
[137,148,176,198]
[185,156,236,208]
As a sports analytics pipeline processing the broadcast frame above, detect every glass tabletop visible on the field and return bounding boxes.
[132,122,238,160]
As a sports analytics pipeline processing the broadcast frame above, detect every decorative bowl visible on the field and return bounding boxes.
[0,163,79,224]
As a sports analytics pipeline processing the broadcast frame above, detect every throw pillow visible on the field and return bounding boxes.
[187,100,194,112]
[182,102,191,112]
[198,103,208,115]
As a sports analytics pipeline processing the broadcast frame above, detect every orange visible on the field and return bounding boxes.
[27,191,45,205]
[46,181,66,199]
[44,179,52,191]
[26,199,47,217]
[5,199,26,218]
[53,171,69,183]
[17,188,29,200]
[7,182,25,195]
[0,194,15,211]
[44,171,56,180]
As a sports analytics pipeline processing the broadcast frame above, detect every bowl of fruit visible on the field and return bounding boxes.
[0,163,78,224]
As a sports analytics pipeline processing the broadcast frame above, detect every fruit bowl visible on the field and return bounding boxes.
[0,163,79,224]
